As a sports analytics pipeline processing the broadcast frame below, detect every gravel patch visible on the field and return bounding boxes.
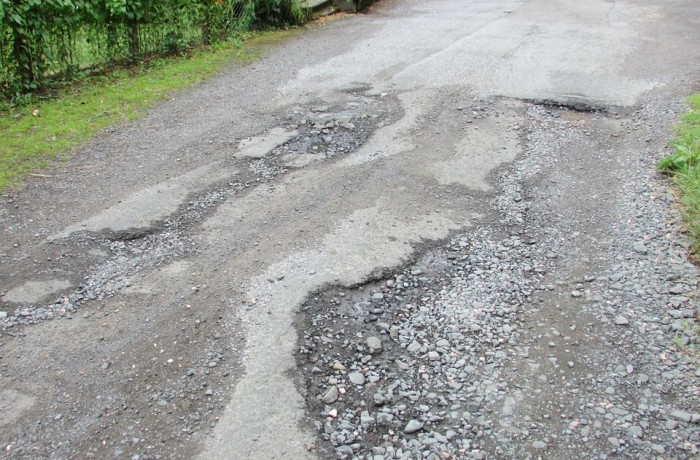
[295,99,699,459]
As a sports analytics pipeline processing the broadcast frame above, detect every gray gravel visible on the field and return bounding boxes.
[296,99,700,459]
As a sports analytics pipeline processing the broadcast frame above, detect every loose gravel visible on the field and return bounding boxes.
[295,99,700,459]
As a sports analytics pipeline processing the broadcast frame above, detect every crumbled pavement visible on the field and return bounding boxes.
[295,102,700,459]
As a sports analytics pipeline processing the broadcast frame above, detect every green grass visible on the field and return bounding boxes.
[0,29,300,190]
[659,93,700,255]
[673,317,700,358]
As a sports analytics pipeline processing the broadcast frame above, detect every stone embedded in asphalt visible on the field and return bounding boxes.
[669,285,685,295]
[404,419,424,434]
[628,425,643,438]
[633,242,648,254]
[360,411,375,426]
[532,440,547,449]
[670,410,700,424]
[322,386,339,404]
[366,336,382,352]
[614,316,630,325]
[436,339,450,348]
[348,372,365,385]
[407,340,422,353]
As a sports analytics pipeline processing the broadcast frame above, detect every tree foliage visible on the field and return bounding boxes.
[0,0,305,99]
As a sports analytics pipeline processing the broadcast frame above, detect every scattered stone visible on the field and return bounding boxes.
[348,372,365,385]
[407,340,422,353]
[366,336,382,353]
[403,419,424,434]
[292,102,700,460]
[322,386,339,404]
[614,316,630,325]
[632,242,648,254]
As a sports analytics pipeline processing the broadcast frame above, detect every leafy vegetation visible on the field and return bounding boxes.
[0,0,306,100]
[673,318,700,357]
[658,93,700,255]
[0,30,298,189]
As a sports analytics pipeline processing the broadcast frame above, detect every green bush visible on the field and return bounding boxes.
[0,0,304,100]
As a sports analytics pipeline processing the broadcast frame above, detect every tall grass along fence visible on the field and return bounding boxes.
[0,0,304,100]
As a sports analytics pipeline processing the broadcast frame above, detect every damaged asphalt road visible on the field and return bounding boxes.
[1,0,700,459]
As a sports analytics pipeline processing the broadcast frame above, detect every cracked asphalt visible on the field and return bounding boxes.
[1,0,699,459]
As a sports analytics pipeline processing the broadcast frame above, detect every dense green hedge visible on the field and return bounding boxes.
[0,0,304,99]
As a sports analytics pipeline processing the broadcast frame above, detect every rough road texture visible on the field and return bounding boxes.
[1,1,699,459]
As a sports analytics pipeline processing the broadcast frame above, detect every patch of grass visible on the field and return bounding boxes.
[659,93,700,255]
[672,317,700,358]
[0,29,300,190]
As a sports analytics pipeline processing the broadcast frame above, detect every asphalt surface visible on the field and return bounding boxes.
[1,0,699,459]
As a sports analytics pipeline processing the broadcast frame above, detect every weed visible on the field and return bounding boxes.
[672,317,700,357]
[658,94,700,175]
[659,93,700,255]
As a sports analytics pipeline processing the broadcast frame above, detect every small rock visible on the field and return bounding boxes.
[404,419,424,434]
[632,242,648,254]
[322,386,339,404]
[532,440,547,449]
[614,316,629,325]
[436,339,450,348]
[366,336,382,353]
[670,410,693,423]
[407,340,422,353]
[348,372,365,385]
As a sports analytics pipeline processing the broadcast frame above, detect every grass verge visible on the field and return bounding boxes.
[0,29,299,190]
[658,93,700,255]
